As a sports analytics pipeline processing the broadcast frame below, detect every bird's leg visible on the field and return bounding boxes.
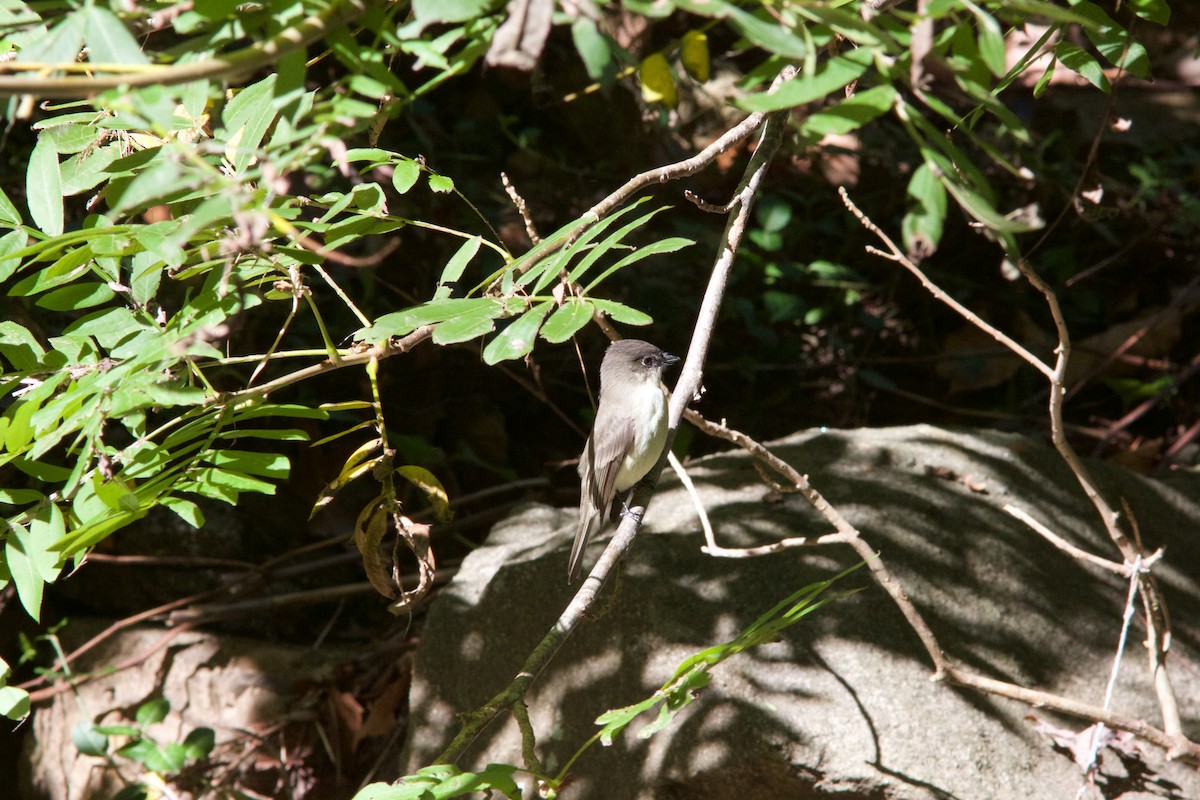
[614,485,649,524]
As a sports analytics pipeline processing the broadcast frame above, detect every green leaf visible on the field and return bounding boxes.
[17,10,85,66]
[61,145,121,196]
[35,282,117,311]
[1033,57,1056,98]
[204,450,290,479]
[0,229,28,282]
[482,301,553,364]
[428,174,455,193]
[0,321,46,371]
[162,496,205,528]
[0,187,21,227]
[1054,41,1110,92]
[590,299,652,326]
[182,727,216,760]
[1070,0,1150,78]
[739,48,873,112]
[724,4,808,60]
[582,235,693,292]
[9,246,93,297]
[136,697,170,727]
[799,84,895,138]
[0,685,31,721]
[524,200,654,293]
[430,303,503,345]
[0,488,44,506]
[572,16,614,83]
[959,0,1005,77]
[1127,0,1169,24]
[214,428,309,441]
[27,135,64,236]
[902,163,948,256]
[563,206,667,286]
[366,297,507,341]
[539,299,594,343]
[411,0,497,25]
[83,5,149,65]
[62,307,146,350]
[756,197,792,233]
[187,467,276,495]
[221,75,279,174]
[392,159,421,194]
[231,403,331,422]
[92,474,142,514]
[794,4,896,50]
[155,742,189,773]
[433,236,481,300]
[54,510,147,554]
[71,721,109,757]
[5,524,48,620]
[110,156,186,214]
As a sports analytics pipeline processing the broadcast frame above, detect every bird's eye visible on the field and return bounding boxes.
[642,356,655,366]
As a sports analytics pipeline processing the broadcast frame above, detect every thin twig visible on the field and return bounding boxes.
[668,450,716,551]
[1003,504,1137,576]
[502,172,541,245]
[839,188,1053,380]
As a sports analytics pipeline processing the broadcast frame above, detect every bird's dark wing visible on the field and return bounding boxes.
[569,413,634,582]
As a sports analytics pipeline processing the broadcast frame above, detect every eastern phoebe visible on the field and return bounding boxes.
[569,339,680,582]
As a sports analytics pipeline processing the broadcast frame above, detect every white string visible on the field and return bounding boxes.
[1075,554,1144,798]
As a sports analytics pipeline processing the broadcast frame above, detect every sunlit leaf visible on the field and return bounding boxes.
[396,465,452,522]
[0,187,22,228]
[572,16,613,83]
[482,300,553,364]
[411,0,495,25]
[680,31,710,82]
[1054,41,1110,92]
[540,299,594,343]
[433,236,481,300]
[639,52,677,108]
[590,299,652,326]
[799,84,895,138]
[1127,0,1169,24]
[27,136,64,236]
[902,163,948,257]
[393,158,422,194]
[83,5,149,65]
[739,48,873,112]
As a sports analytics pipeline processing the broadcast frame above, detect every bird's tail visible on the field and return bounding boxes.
[568,510,599,583]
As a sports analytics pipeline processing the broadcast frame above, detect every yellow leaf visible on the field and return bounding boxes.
[639,52,678,108]
[354,499,398,599]
[681,31,710,83]
[396,465,453,522]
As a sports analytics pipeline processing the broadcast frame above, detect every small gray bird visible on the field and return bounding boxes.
[569,339,679,582]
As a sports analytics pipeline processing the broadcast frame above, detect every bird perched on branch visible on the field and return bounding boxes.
[569,339,679,582]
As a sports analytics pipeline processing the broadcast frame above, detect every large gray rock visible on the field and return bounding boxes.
[403,425,1200,799]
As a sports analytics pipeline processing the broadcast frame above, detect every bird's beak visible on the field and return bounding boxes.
[662,352,680,365]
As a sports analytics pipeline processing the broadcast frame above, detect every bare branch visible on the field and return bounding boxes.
[839,187,1054,380]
